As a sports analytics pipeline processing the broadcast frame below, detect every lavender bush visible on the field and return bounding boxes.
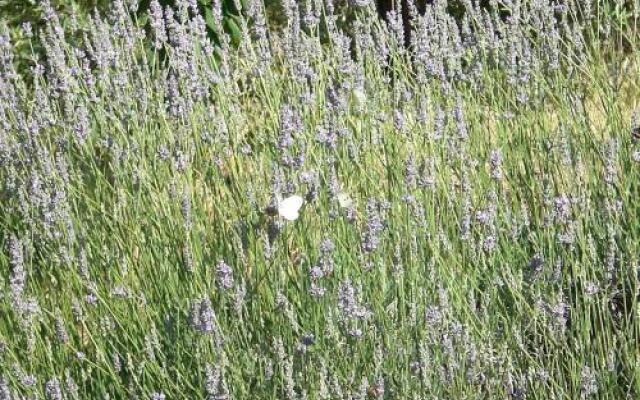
[1,0,639,398]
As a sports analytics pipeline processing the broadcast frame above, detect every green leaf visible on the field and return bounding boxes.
[224,16,241,45]
[137,13,149,27]
[204,6,218,32]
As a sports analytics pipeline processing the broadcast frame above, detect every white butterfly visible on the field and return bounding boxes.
[336,192,353,208]
[351,88,366,108]
[277,195,304,221]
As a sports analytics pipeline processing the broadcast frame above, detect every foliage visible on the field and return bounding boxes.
[0,0,639,399]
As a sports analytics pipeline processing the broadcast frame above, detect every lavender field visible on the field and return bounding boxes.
[1,0,639,398]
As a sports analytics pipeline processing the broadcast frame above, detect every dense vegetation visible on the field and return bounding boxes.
[0,0,639,398]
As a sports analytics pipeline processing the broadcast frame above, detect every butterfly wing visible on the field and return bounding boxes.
[278,195,303,221]
[352,89,366,107]
[337,193,353,208]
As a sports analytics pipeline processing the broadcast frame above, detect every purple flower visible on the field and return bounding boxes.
[489,149,503,180]
[8,235,25,302]
[215,260,234,290]
[45,377,62,400]
[361,199,384,253]
[190,297,220,338]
